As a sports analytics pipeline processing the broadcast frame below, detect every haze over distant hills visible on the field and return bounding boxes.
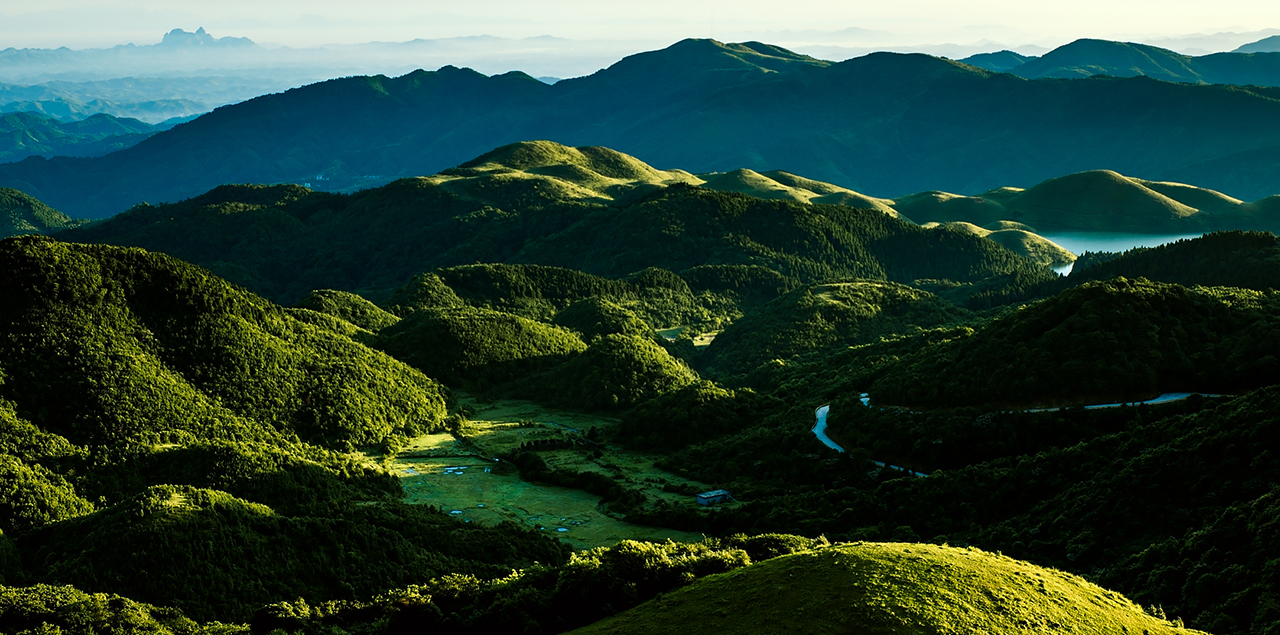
[0,28,658,87]
[0,75,299,124]
[0,28,663,123]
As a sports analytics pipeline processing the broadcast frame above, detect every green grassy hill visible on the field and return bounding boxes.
[60,144,1051,306]
[696,168,902,217]
[0,187,85,238]
[921,221,1076,267]
[570,542,1203,635]
[1003,170,1201,232]
[891,169,1280,233]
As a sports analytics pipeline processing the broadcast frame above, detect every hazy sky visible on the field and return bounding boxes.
[2,0,1279,50]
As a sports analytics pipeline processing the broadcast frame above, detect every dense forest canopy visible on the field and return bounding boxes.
[6,172,1280,633]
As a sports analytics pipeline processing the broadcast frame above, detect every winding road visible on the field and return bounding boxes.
[813,391,1228,477]
[812,404,928,477]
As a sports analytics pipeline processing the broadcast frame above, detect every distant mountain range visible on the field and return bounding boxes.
[0,75,303,124]
[0,28,653,87]
[1236,35,1280,53]
[960,37,1280,86]
[7,39,1280,219]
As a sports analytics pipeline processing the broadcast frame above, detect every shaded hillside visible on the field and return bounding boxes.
[0,111,158,163]
[12,39,1280,217]
[0,187,84,238]
[61,143,1051,305]
[571,543,1202,635]
[870,278,1280,408]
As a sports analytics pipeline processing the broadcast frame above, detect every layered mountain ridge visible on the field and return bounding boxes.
[8,38,1280,218]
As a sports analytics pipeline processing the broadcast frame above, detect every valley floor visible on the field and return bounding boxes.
[360,395,710,548]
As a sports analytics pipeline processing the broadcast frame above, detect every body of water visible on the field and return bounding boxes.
[1044,233,1204,275]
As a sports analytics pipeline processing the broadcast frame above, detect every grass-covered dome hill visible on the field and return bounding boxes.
[571,542,1205,635]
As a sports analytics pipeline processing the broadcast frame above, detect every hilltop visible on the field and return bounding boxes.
[571,543,1202,635]
[9,39,1280,217]
[963,37,1280,89]
[60,141,1051,305]
[893,169,1280,233]
[0,187,84,238]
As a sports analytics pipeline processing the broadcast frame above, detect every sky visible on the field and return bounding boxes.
[2,0,1279,51]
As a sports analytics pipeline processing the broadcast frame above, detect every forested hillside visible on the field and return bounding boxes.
[870,278,1280,408]
[10,138,1280,633]
[5,226,1280,633]
[973,230,1280,306]
[0,111,159,163]
[0,187,85,238]
[0,236,570,622]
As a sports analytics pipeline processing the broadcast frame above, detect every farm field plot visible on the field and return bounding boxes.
[368,394,712,548]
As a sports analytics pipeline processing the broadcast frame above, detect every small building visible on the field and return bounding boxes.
[696,489,734,506]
